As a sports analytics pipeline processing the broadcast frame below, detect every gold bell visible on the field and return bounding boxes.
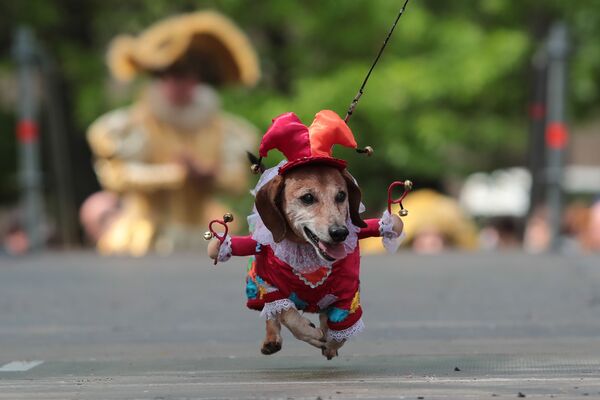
[404,180,413,191]
[203,231,214,240]
[223,213,234,223]
[250,164,261,174]
[357,146,374,157]
[399,209,408,217]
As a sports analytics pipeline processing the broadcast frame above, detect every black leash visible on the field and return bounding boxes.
[344,0,411,123]
[250,1,411,172]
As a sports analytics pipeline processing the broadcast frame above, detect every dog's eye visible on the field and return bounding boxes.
[300,193,315,205]
[335,191,347,203]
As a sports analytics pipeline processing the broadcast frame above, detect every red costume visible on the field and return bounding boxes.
[216,110,402,341]
[228,218,383,335]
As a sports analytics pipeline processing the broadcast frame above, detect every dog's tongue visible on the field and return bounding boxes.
[318,242,346,260]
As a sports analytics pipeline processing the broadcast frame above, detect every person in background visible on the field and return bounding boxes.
[1,214,29,256]
[525,201,597,253]
[523,206,551,253]
[562,201,591,253]
[587,197,600,252]
[86,11,260,255]
[361,189,478,254]
[0,208,53,256]
[79,191,121,245]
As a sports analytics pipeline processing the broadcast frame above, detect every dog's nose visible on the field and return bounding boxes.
[329,225,349,243]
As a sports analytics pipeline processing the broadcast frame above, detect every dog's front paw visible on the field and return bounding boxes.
[321,345,339,360]
[321,339,345,360]
[261,340,282,355]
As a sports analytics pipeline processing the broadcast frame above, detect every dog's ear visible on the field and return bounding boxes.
[255,175,288,242]
[341,169,367,228]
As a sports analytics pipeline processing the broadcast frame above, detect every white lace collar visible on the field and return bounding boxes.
[248,211,360,273]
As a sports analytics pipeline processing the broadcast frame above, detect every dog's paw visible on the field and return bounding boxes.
[321,339,345,360]
[303,328,327,349]
[261,340,282,355]
[321,346,339,360]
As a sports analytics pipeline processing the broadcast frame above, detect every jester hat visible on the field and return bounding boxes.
[258,110,362,175]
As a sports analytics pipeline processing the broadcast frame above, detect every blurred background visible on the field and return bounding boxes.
[1,0,600,256]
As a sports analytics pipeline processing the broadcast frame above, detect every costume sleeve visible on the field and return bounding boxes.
[358,211,405,253]
[358,219,381,239]
[231,235,259,256]
[217,235,259,262]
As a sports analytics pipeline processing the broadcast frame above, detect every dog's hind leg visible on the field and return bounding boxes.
[279,308,326,348]
[322,339,345,360]
[319,312,329,337]
[261,319,282,355]
[320,313,348,359]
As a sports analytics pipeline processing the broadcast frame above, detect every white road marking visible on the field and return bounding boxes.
[0,360,44,372]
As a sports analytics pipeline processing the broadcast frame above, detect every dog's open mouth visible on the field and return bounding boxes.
[303,227,346,262]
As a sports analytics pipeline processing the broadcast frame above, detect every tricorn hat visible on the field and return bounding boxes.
[107,10,260,86]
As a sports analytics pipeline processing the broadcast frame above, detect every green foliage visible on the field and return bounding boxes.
[1,0,600,207]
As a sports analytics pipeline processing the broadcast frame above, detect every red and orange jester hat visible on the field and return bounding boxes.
[252,110,372,175]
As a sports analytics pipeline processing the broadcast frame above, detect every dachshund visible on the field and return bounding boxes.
[208,163,403,359]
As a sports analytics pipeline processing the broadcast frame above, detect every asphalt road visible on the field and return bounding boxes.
[1,251,599,399]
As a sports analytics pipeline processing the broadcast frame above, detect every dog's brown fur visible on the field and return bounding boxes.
[209,164,403,358]
[255,165,366,244]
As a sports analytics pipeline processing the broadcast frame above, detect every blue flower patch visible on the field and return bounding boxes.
[245,278,258,299]
[327,307,349,323]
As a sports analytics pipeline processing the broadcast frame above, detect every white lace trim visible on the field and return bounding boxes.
[379,210,404,253]
[249,215,359,273]
[260,298,296,320]
[217,235,232,262]
[327,318,365,342]
[293,267,332,288]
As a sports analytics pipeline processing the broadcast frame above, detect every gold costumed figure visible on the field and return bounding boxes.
[86,11,260,255]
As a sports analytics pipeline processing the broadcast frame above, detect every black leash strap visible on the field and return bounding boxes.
[344,0,411,123]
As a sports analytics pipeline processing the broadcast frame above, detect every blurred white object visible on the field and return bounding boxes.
[460,168,532,217]
[564,166,600,193]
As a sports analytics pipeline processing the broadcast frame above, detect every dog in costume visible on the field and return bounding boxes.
[207,110,406,359]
